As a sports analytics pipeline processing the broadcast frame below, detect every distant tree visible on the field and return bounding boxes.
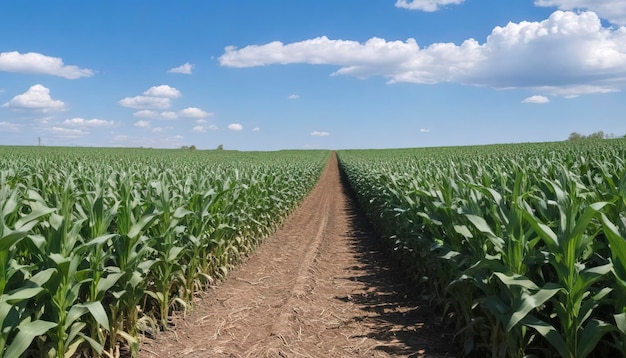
[181,145,189,150]
[587,131,605,140]
[568,132,583,141]
[189,145,197,150]
[216,144,224,150]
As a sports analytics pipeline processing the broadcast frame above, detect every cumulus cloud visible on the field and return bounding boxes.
[228,123,243,131]
[220,11,626,97]
[153,127,164,133]
[311,131,330,136]
[420,128,430,132]
[48,126,88,138]
[2,84,67,111]
[134,120,151,128]
[120,96,171,110]
[288,94,300,99]
[160,111,178,120]
[143,85,181,98]
[133,110,157,118]
[120,85,181,110]
[196,119,208,124]
[535,0,626,25]
[252,127,260,131]
[0,51,93,79]
[395,0,465,12]
[192,125,218,133]
[179,107,213,118]
[168,62,194,74]
[63,118,114,127]
[522,95,551,103]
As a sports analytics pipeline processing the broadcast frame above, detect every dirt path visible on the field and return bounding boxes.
[140,153,456,357]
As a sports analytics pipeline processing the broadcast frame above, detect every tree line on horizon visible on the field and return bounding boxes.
[568,131,626,141]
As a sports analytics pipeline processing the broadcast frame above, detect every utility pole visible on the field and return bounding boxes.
[38,137,41,146]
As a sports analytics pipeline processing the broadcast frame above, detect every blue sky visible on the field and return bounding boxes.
[1,0,626,150]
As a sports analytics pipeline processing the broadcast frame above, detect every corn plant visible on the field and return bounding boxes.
[338,139,626,357]
[0,182,56,358]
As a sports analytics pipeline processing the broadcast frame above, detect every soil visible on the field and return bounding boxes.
[139,153,457,357]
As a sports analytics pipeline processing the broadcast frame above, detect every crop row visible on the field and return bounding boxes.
[338,140,626,357]
[0,148,328,358]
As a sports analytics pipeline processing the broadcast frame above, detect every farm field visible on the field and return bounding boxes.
[1,139,626,357]
[338,139,626,357]
[0,147,329,358]
[139,152,454,357]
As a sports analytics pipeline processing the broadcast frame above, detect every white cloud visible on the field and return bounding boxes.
[179,107,213,118]
[288,94,300,99]
[196,119,208,124]
[395,0,465,12]
[48,126,88,138]
[192,125,217,133]
[134,120,151,128]
[168,62,194,74]
[535,0,626,25]
[228,123,243,131]
[420,128,430,132]
[2,84,67,111]
[120,85,181,110]
[0,51,93,79]
[133,110,178,119]
[522,95,551,103]
[133,110,159,118]
[311,131,330,136]
[220,11,626,97]
[160,111,178,120]
[143,85,181,98]
[0,121,19,132]
[120,96,171,110]
[63,118,114,127]
[153,127,164,133]
[252,127,260,131]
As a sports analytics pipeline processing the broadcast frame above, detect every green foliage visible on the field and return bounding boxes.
[0,147,328,357]
[338,139,626,357]
[568,131,614,141]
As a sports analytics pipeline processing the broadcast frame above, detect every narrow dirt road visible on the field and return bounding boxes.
[140,153,455,357]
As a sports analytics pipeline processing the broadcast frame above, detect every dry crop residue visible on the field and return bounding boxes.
[140,153,455,357]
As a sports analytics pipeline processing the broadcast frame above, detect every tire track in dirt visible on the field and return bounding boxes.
[139,153,456,357]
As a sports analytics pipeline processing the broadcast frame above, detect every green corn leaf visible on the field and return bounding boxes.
[4,319,56,358]
[614,313,626,335]
[521,315,568,358]
[65,306,89,330]
[95,272,123,294]
[579,287,612,324]
[29,268,56,287]
[167,246,184,262]
[578,319,615,358]
[127,212,158,239]
[0,230,29,251]
[506,283,561,331]
[3,287,44,304]
[77,302,110,330]
[77,332,104,354]
[493,272,540,291]
[14,200,55,230]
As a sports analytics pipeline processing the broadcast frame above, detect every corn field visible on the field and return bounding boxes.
[0,147,328,358]
[338,140,626,357]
